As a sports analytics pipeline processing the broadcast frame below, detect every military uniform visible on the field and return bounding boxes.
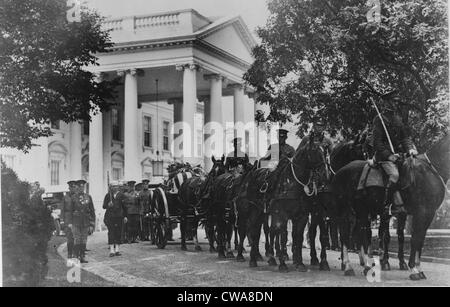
[225,137,249,174]
[373,112,415,207]
[62,181,76,258]
[66,180,95,263]
[139,182,153,241]
[123,182,142,243]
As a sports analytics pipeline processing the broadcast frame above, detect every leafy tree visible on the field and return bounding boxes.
[0,0,119,151]
[245,0,448,149]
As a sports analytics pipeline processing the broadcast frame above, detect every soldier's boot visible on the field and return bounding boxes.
[67,241,74,259]
[384,182,406,215]
[79,244,88,263]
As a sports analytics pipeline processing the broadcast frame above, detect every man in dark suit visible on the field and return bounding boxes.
[103,181,127,257]
[62,180,77,258]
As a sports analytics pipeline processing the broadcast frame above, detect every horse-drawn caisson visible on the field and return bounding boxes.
[126,93,449,282]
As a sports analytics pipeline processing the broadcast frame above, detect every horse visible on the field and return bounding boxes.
[178,156,226,252]
[331,133,449,280]
[266,134,327,272]
[209,159,254,259]
[233,162,270,264]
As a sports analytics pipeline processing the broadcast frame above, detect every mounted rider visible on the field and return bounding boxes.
[225,137,249,176]
[372,90,418,214]
[259,129,296,194]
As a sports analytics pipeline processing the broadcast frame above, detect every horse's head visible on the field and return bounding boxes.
[294,132,327,179]
[210,155,226,178]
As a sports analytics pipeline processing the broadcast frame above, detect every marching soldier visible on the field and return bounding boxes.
[123,181,141,243]
[66,180,95,263]
[372,91,417,214]
[139,179,153,241]
[62,180,77,259]
[103,181,127,257]
[225,137,249,175]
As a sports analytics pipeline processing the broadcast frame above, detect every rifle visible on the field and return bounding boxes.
[370,97,396,154]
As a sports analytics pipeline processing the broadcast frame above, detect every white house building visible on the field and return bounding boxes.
[1,9,281,223]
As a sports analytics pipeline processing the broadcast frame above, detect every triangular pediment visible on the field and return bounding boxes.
[196,16,255,64]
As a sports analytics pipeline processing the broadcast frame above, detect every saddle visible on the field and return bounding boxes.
[357,160,388,191]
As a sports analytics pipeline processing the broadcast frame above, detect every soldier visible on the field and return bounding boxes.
[260,129,296,193]
[66,180,95,263]
[224,137,249,175]
[372,91,417,214]
[62,180,77,258]
[103,181,127,257]
[139,179,153,241]
[123,181,141,243]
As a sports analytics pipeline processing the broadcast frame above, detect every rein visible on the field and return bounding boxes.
[423,153,449,194]
[288,158,317,197]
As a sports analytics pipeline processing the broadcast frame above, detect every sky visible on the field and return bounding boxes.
[85,0,271,35]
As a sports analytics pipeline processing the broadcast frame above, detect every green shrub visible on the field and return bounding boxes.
[2,163,54,286]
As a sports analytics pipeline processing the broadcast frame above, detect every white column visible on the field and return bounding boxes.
[69,121,82,180]
[203,74,223,170]
[232,84,246,147]
[89,109,103,230]
[103,110,112,185]
[176,64,198,164]
[170,97,183,162]
[121,69,140,181]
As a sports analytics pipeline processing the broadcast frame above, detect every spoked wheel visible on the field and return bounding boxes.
[155,218,169,249]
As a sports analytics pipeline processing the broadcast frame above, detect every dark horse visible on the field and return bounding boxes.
[209,159,254,259]
[233,163,270,264]
[178,156,226,252]
[266,135,327,272]
[332,133,449,280]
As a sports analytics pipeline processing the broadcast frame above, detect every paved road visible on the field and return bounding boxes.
[57,229,450,287]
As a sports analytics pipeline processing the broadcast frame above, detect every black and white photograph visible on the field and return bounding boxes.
[0,0,449,290]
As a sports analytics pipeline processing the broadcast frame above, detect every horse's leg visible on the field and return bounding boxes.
[236,209,246,262]
[291,220,298,265]
[217,218,226,259]
[330,218,340,251]
[207,219,216,253]
[309,213,319,266]
[379,212,391,271]
[278,220,289,273]
[360,217,374,276]
[267,220,278,267]
[248,209,262,267]
[339,213,355,276]
[397,212,408,270]
[319,217,331,271]
[409,211,434,281]
[226,217,235,258]
[193,219,201,251]
[264,215,271,257]
[294,214,309,272]
[180,218,187,251]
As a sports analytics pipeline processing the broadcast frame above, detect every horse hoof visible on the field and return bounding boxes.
[344,269,355,276]
[236,255,245,262]
[310,257,320,266]
[409,273,422,281]
[209,247,216,253]
[320,261,330,271]
[249,260,257,268]
[296,263,307,272]
[256,254,264,262]
[268,258,277,266]
[419,272,427,280]
[181,245,187,251]
[363,266,372,276]
[218,253,226,259]
[381,261,391,271]
[341,263,346,271]
[195,245,202,252]
[279,265,289,273]
[399,261,408,271]
[226,252,235,259]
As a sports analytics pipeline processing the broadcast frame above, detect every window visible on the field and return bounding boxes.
[83,120,89,135]
[50,160,60,186]
[51,121,60,130]
[143,116,152,148]
[152,161,163,176]
[112,109,120,141]
[112,168,122,181]
[163,121,170,151]
[197,129,203,157]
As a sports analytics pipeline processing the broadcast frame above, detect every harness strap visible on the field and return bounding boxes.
[424,154,449,194]
[288,158,316,196]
